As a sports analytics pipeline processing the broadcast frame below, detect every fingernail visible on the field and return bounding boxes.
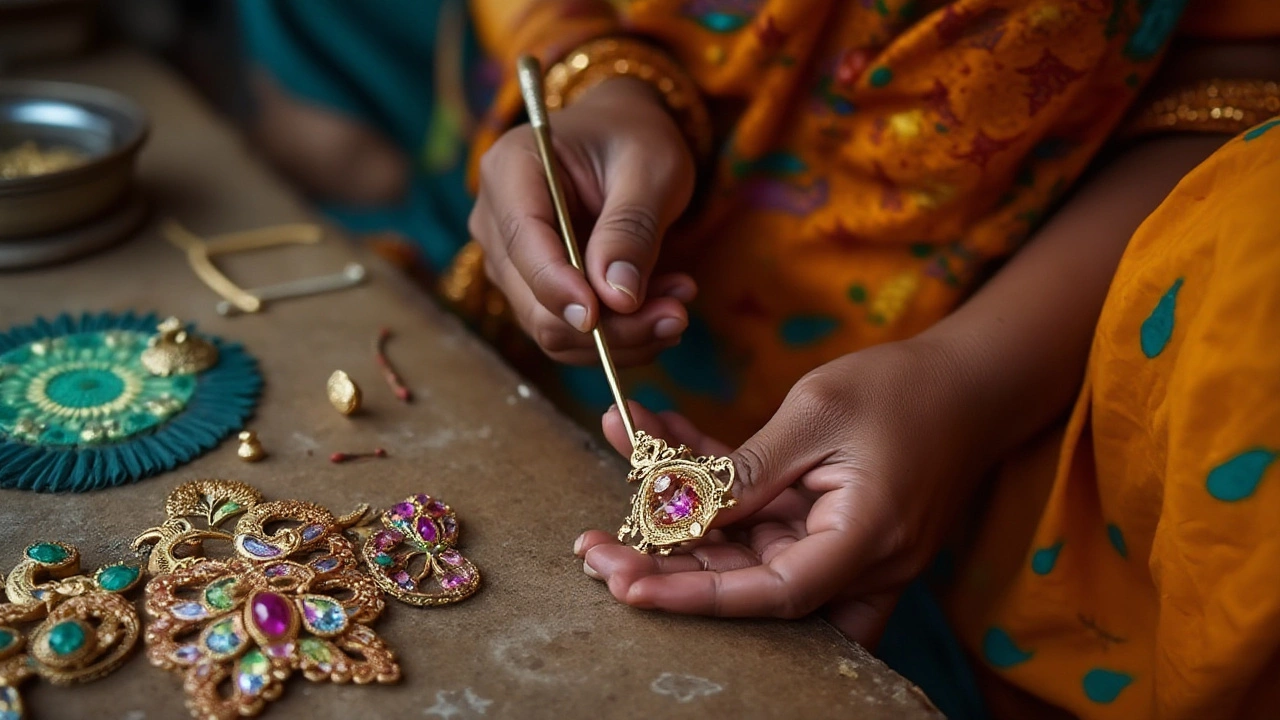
[573,533,586,556]
[654,317,686,339]
[663,281,696,303]
[564,303,590,332]
[606,261,640,302]
[583,559,603,580]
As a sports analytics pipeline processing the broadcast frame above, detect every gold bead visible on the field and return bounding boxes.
[237,430,265,462]
[327,370,362,416]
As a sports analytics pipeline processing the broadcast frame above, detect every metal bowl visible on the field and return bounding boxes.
[0,79,148,239]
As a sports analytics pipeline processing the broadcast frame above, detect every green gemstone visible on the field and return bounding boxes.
[204,578,238,610]
[0,629,14,650]
[374,553,394,567]
[26,543,69,564]
[869,66,893,88]
[299,637,332,664]
[46,621,86,656]
[96,564,139,592]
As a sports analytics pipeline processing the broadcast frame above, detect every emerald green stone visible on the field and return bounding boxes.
[46,621,86,656]
[204,578,238,610]
[26,543,68,564]
[374,553,393,567]
[299,637,332,664]
[96,564,139,592]
[0,629,14,650]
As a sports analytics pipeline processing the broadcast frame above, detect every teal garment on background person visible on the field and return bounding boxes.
[237,0,493,271]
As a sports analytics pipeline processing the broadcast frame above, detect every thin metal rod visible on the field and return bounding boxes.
[517,55,637,445]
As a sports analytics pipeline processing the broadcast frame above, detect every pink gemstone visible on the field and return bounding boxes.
[390,502,416,519]
[441,572,468,590]
[266,642,295,658]
[392,571,415,591]
[372,529,403,551]
[439,549,463,567]
[425,501,448,518]
[413,494,432,505]
[416,517,439,544]
[651,476,701,526]
[250,593,293,638]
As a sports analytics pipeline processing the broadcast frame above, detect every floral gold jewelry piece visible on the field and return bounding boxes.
[237,431,266,462]
[518,57,738,555]
[0,541,142,720]
[543,37,713,161]
[326,371,362,416]
[135,479,399,720]
[141,317,219,377]
[1126,79,1280,138]
[0,312,261,492]
[360,494,480,606]
[617,433,736,554]
[374,328,412,403]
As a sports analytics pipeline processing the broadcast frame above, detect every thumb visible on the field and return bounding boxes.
[715,399,827,526]
[584,175,672,314]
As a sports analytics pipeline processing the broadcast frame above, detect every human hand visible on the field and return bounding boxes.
[575,339,986,645]
[469,77,697,366]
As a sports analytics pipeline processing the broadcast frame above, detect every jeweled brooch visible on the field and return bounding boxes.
[0,541,142,720]
[134,479,400,720]
[617,432,737,555]
[361,494,480,606]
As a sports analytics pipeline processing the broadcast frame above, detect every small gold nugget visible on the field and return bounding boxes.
[237,430,266,462]
[327,370,362,415]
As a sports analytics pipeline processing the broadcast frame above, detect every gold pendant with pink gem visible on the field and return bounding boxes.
[618,432,736,555]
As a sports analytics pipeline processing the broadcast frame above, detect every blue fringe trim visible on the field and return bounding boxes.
[0,311,262,493]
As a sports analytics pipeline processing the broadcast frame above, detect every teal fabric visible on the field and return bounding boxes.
[237,0,490,270]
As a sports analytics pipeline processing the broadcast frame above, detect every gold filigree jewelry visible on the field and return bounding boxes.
[0,541,142,720]
[518,57,739,555]
[326,370,362,416]
[136,480,398,720]
[617,432,737,554]
[360,494,480,606]
[140,317,219,376]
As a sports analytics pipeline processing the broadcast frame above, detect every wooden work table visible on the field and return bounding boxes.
[0,50,939,719]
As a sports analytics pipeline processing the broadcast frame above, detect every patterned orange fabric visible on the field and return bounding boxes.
[468,0,1180,444]
[947,117,1280,719]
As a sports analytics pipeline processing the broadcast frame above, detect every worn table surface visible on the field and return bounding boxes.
[0,50,939,719]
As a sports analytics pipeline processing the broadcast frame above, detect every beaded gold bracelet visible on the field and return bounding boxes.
[543,37,714,161]
[1126,78,1280,138]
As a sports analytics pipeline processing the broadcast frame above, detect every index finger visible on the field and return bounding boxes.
[477,136,597,331]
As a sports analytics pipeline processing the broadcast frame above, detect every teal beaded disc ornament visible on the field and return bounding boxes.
[0,312,261,492]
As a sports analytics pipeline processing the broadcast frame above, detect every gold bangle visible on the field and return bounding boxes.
[1126,78,1280,138]
[543,37,713,160]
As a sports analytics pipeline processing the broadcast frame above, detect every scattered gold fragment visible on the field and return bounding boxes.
[327,370,362,415]
[237,430,266,462]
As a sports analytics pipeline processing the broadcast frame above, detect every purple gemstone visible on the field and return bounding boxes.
[425,501,448,518]
[441,517,458,539]
[241,536,282,558]
[311,557,340,573]
[173,644,202,663]
[263,564,289,578]
[390,502,416,519]
[392,570,415,591]
[441,572,468,590]
[416,517,439,544]
[250,592,293,639]
[413,494,432,505]
[301,524,325,542]
[652,477,701,526]
[439,549,464,567]
[372,529,403,551]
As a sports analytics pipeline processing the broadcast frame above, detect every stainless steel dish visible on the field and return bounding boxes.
[0,79,148,238]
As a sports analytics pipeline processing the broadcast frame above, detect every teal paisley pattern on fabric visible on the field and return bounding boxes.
[0,330,195,447]
[0,312,261,493]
